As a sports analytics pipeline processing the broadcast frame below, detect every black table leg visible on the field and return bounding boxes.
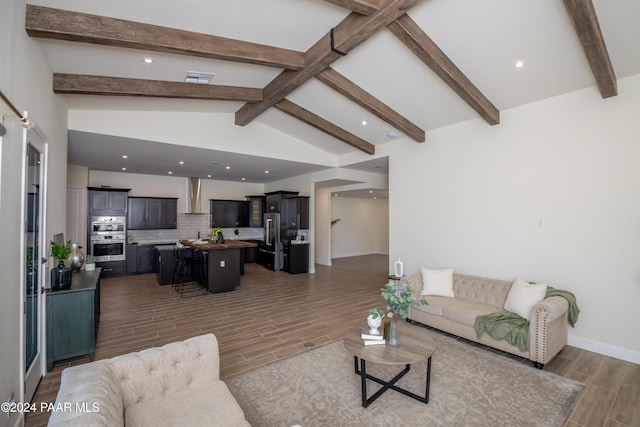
[354,355,432,407]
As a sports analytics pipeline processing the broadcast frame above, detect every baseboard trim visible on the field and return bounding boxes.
[568,334,640,364]
[332,251,389,259]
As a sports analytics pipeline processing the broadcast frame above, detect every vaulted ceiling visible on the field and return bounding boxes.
[24,0,640,181]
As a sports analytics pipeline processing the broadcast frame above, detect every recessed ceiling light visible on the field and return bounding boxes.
[334,194,338,197]
[225,166,231,170]
[207,174,212,178]
[122,155,128,159]
[369,190,373,193]
[179,161,184,165]
[265,170,269,174]
[373,197,377,200]
[122,167,127,171]
[241,178,246,181]
[212,160,219,165]
[386,131,398,139]
[515,60,525,69]
[361,120,367,126]
[168,171,173,175]
[143,58,153,64]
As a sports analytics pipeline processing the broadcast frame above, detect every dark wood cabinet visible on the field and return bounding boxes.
[210,200,249,228]
[126,244,137,273]
[127,244,156,274]
[128,197,177,230]
[46,268,101,371]
[282,196,310,229]
[265,191,298,213]
[88,189,128,216]
[161,198,177,229]
[246,196,265,227]
[136,245,155,273]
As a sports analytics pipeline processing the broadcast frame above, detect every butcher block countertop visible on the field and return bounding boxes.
[180,239,257,250]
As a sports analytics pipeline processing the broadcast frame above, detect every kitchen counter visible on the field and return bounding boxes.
[178,240,256,293]
[180,239,257,250]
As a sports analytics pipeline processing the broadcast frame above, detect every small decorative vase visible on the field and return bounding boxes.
[51,260,72,290]
[394,258,404,277]
[389,316,401,346]
[68,243,85,271]
[367,314,383,335]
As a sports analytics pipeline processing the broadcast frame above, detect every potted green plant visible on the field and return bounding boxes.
[234,228,239,239]
[369,280,427,346]
[85,254,96,271]
[50,240,73,290]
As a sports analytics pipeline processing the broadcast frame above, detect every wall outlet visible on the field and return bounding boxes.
[220,260,225,267]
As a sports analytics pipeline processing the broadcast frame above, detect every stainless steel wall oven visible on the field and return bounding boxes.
[90,216,126,262]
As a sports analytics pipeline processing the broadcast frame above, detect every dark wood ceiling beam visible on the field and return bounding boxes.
[316,67,425,142]
[388,14,500,125]
[53,74,263,102]
[322,0,380,15]
[562,0,617,98]
[275,99,375,155]
[235,0,425,126]
[25,5,304,70]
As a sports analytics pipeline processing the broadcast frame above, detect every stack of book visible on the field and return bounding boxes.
[361,329,385,346]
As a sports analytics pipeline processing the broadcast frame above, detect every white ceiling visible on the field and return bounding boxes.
[28,0,640,197]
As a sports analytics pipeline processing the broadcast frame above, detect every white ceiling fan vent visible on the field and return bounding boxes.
[185,71,215,84]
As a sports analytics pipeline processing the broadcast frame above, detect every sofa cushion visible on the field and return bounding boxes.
[413,295,500,326]
[441,299,501,327]
[504,279,548,320]
[124,381,249,427]
[421,267,455,297]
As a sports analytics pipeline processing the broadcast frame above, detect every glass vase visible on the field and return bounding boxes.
[389,316,401,346]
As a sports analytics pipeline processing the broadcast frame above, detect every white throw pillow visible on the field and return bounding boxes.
[421,268,455,297]
[504,279,548,320]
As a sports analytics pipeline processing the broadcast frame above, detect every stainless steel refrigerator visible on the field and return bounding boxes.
[259,213,283,271]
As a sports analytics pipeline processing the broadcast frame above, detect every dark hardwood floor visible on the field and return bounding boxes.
[26,255,639,426]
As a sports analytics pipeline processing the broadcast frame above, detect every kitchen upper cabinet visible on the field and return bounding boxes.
[210,200,249,228]
[265,191,298,213]
[88,189,128,216]
[246,196,265,228]
[281,196,309,229]
[128,197,177,230]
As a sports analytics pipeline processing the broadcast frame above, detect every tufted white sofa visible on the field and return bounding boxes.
[47,334,251,427]
[405,273,570,368]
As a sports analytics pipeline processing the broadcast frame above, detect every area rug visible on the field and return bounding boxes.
[226,330,584,427]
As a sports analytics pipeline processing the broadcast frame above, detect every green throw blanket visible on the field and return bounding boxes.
[474,287,580,352]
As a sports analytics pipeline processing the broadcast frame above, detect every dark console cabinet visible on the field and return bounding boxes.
[46,268,101,371]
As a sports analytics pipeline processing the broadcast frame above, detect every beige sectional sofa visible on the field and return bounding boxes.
[404,272,571,368]
[48,334,250,427]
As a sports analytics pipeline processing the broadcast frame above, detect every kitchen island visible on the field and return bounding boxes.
[180,239,257,293]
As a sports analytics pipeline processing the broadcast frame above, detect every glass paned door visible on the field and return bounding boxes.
[24,126,47,403]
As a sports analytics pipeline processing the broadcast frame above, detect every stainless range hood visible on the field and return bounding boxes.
[186,177,204,214]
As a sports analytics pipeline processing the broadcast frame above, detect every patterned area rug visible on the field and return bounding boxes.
[226,331,583,427]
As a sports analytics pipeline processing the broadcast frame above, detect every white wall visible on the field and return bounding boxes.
[389,74,640,363]
[331,197,389,258]
[0,0,68,424]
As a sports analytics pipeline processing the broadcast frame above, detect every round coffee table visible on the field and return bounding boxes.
[344,323,437,408]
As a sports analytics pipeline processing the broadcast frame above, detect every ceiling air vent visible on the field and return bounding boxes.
[184,71,215,84]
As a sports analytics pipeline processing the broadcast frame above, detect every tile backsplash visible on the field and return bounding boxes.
[127,214,264,244]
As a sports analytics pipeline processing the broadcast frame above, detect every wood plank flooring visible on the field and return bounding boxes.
[26,255,639,426]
